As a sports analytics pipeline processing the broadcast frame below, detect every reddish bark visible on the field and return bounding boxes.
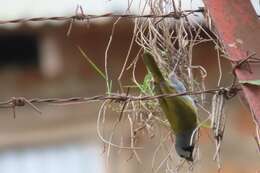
[203,0,260,125]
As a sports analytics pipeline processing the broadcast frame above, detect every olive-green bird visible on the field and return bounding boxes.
[142,52,198,161]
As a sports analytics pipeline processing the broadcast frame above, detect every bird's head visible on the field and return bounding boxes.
[175,129,195,161]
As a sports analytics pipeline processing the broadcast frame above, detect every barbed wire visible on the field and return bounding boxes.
[0,86,240,116]
[0,8,204,25]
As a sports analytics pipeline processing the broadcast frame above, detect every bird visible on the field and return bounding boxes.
[142,52,198,161]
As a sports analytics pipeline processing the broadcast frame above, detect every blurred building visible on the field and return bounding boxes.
[0,19,141,173]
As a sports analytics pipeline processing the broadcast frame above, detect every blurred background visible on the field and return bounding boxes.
[0,0,259,173]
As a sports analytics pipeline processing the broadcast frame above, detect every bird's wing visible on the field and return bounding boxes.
[143,52,197,134]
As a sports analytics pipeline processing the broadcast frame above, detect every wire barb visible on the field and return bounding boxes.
[230,51,260,88]
[2,97,42,118]
[0,9,204,25]
[0,87,240,120]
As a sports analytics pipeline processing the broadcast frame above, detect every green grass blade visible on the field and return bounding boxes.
[77,46,106,80]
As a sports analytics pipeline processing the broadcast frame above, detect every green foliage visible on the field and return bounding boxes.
[107,80,113,94]
[137,72,154,95]
[239,79,260,86]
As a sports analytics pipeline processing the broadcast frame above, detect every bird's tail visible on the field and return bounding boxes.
[142,52,165,83]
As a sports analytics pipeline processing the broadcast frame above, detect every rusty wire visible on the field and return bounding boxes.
[0,86,240,114]
[0,8,204,25]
